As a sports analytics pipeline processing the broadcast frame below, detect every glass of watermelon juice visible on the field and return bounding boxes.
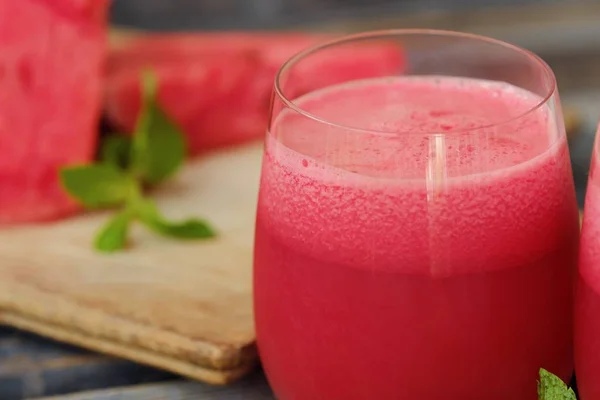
[575,124,600,399]
[254,30,579,399]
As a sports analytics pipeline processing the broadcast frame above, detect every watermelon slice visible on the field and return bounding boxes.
[105,32,406,156]
[0,0,108,223]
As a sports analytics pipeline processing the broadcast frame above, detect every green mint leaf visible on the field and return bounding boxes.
[538,368,577,400]
[94,209,134,252]
[136,198,216,239]
[131,69,186,185]
[60,164,136,209]
[147,218,216,239]
[101,134,131,169]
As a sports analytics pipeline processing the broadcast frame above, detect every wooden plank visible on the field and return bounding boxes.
[0,328,172,399]
[32,374,274,400]
[0,142,264,384]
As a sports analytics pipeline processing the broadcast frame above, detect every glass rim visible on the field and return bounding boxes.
[273,28,557,137]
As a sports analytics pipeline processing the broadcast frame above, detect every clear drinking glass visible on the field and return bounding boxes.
[576,124,600,399]
[254,30,580,399]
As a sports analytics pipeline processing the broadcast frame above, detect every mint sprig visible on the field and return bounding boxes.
[60,70,216,252]
[130,72,185,184]
[538,368,577,400]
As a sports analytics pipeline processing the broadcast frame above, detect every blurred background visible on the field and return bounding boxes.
[110,0,585,31]
[110,0,600,206]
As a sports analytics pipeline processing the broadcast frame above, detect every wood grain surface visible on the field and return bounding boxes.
[0,142,264,385]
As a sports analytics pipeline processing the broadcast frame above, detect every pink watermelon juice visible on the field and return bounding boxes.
[575,129,600,399]
[254,76,579,399]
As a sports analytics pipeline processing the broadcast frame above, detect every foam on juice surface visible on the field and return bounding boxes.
[273,76,554,179]
[260,76,574,277]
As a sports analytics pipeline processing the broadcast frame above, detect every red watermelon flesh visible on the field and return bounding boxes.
[107,33,332,74]
[105,33,406,155]
[0,0,108,223]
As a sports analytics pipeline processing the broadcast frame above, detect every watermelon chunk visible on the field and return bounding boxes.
[0,0,108,223]
[105,32,406,156]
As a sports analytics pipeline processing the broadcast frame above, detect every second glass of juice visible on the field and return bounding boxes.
[575,124,600,399]
[254,30,580,399]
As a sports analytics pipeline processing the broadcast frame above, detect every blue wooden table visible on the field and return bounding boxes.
[0,327,273,400]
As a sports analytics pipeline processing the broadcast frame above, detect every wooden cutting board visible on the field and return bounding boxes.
[0,141,264,385]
